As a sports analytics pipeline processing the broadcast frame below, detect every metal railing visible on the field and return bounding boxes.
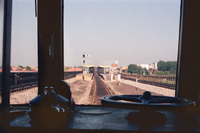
[120,73,176,90]
[0,71,82,93]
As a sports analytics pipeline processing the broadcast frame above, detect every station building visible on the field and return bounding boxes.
[97,65,110,74]
[119,66,128,74]
[82,65,94,74]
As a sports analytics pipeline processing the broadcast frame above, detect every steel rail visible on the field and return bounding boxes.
[0,73,77,94]
[91,74,111,105]
[98,75,112,95]
[92,76,97,105]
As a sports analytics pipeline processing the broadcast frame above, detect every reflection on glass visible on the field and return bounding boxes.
[64,0,181,105]
[10,0,37,105]
[0,0,4,104]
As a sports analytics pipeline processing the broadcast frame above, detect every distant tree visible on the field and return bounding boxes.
[137,66,143,75]
[128,64,138,74]
[155,60,177,75]
[154,70,165,75]
[164,61,175,71]
[64,67,70,70]
[128,64,150,75]
[19,65,23,69]
[166,61,177,72]
[157,60,177,75]
[157,60,167,71]
[169,69,176,75]
[144,68,150,75]
[26,66,31,71]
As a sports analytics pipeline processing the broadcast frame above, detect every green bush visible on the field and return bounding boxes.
[154,70,165,75]
[128,64,150,75]
[157,60,177,75]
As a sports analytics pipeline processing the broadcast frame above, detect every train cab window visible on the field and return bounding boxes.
[8,0,38,105]
[1,0,200,132]
[64,0,181,105]
[2,0,181,105]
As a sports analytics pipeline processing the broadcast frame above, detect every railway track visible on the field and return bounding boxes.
[10,82,38,93]
[91,74,112,105]
[0,74,77,94]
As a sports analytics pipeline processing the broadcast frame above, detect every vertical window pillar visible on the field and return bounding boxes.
[38,0,64,95]
[177,0,200,106]
[1,0,12,129]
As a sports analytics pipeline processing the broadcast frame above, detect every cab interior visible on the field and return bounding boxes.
[0,0,200,132]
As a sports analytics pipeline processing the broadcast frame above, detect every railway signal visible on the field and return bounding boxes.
[82,53,90,78]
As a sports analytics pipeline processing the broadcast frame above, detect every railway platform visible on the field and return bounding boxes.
[102,74,175,97]
[76,73,93,81]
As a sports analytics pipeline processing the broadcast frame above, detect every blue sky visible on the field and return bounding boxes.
[10,0,181,67]
[11,0,37,66]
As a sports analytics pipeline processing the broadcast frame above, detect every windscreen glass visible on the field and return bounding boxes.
[10,0,37,105]
[64,0,181,105]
